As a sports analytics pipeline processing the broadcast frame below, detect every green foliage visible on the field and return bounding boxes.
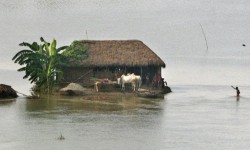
[12,37,68,94]
[62,40,89,61]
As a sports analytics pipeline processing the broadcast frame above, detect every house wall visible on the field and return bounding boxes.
[61,66,163,86]
[61,67,116,86]
[93,68,115,80]
[61,67,94,86]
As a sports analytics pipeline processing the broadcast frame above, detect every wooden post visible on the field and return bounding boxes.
[141,67,143,85]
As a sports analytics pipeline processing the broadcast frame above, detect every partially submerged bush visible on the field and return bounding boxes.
[0,84,18,98]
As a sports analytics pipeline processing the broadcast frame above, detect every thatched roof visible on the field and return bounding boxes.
[66,40,165,68]
[0,84,18,99]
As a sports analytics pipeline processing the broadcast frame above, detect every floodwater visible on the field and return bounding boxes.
[1,85,250,150]
[1,0,250,150]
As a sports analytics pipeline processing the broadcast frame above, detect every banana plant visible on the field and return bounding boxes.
[12,37,68,93]
[40,37,68,93]
[12,42,46,84]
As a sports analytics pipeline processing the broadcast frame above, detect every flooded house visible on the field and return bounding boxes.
[60,40,166,87]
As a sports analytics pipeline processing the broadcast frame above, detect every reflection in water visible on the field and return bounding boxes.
[236,96,240,101]
[25,94,165,113]
[19,95,166,149]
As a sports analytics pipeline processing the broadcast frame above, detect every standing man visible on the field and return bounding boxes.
[231,86,240,97]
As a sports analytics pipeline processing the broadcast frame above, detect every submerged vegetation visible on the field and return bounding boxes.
[0,84,18,98]
[12,37,68,93]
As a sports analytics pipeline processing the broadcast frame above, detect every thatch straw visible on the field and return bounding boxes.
[66,40,166,67]
[0,84,18,98]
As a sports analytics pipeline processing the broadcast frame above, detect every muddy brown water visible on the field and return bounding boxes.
[1,85,250,149]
